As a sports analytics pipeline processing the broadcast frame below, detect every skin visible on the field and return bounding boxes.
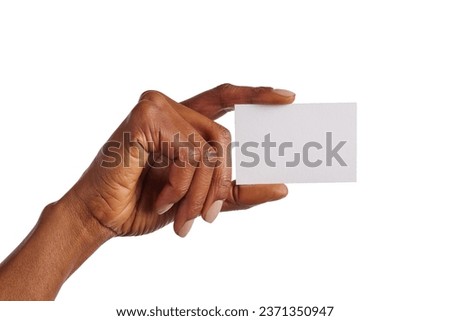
[0,84,295,300]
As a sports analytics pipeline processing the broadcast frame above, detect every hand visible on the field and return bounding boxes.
[0,84,295,300]
[69,84,296,237]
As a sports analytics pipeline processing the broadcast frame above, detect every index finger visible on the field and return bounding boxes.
[181,84,296,120]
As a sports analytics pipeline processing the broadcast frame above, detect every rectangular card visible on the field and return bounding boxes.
[234,103,357,184]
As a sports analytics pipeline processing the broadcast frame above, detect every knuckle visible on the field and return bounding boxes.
[171,183,189,198]
[215,83,234,92]
[253,86,272,94]
[214,83,235,105]
[214,177,232,200]
[139,90,165,103]
[189,147,203,162]
[189,198,206,212]
[130,101,154,122]
[204,145,218,163]
[126,101,163,149]
[180,146,201,165]
[214,124,231,142]
[191,146,203,162]
[130,97,165,121]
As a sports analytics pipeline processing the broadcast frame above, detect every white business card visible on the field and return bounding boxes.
[235,103,357,184]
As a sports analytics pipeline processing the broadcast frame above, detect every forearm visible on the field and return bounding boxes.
[0,192,113,300]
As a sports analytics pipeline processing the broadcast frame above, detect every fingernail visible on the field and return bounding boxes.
[157,203,174,215]
[179,219,195,237]
[273,89,295,97]
[205,200,223,223]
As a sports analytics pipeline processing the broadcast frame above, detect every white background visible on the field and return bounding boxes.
[1,1,449,320]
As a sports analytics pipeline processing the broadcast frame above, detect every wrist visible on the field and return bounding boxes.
[48,189,115,244]
[0,191,115,300]
[40,191,115,276]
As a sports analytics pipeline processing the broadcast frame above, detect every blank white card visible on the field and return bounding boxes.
[234,103,357,184]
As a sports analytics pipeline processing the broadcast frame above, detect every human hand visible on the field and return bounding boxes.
[68,84,295,238]
[0,84,296,300]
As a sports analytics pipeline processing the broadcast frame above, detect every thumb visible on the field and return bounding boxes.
[221,181,289,211]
